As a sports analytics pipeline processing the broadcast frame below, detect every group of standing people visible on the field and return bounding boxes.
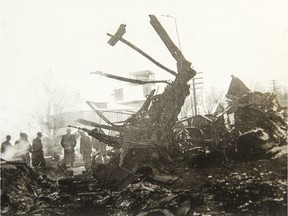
[1,132,46,167]
[61,128,108,169]
[1,128,106,170]
[60,128,93,169]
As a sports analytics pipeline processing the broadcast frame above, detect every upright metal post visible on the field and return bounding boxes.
[161,15,182,51]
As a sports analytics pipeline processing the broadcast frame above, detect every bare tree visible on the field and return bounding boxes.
[39,72,67,137]
[201,87,224,114]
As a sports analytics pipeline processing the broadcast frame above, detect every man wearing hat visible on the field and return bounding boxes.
[32,132,46,167]
[61,128,77,167]
[1,135,12,154]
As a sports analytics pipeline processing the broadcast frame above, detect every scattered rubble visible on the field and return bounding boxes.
[174,76,287,167]
[1,15,287,215]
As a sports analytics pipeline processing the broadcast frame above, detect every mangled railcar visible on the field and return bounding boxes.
[76,15,197,169]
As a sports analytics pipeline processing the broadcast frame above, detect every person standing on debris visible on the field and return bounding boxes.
[32,132,46,167]
[1,135,12,153]
[61,128,77,167]
[79,131,92,169]
[14,133,32,165]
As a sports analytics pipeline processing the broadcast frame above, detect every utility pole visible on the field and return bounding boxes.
[191,73,203,115]
[162,14,189,117]
[161,15,204,116]
[161,15,182,51]
[192,78,197,115]
[271,80,279,93]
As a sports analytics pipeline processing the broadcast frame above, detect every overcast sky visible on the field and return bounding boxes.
[0,0,287,138]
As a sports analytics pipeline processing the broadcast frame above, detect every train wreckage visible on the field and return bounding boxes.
[1,15,287,215]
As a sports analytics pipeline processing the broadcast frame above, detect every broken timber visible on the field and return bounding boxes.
[106,25,177,77]
[69,125,122,148]
[80,15,196,167]
[91,71,171,85]
[76,119,121,131]
[86,101,117,127]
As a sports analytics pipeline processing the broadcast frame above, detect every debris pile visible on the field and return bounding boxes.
[175,76,287,166]
[1,15,287,215]
[225,76,287,160]
[61,182,193,216]
[1,160,198,215]
[206,157,287,215]
[75,15,196,170]
[210,169,287,213]
[0,161,58,215]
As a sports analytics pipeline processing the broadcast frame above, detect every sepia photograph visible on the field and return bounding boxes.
[0,0,287,215]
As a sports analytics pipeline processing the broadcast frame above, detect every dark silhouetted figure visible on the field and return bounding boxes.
[1,135,12,153]
[61,128,77,167]
[32,132,46,167]
[79,131,92,169]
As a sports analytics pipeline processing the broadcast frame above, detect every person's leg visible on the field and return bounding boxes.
[83,154,91,169]
[63,149,68,164]
[70,151,75,168]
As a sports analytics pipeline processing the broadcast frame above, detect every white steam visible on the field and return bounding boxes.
[0,140,31,161]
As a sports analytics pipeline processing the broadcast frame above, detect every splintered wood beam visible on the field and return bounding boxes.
[137,89,156,112]
[107,33,177,77]
[90,133,122,148]
[91,71,171,85]
[149,15,184,63]
[86,101,116,127]
[124,89,156,125]
[69,125,121,148]
[102,110,136,115]
[77,119,121,131]
[149,15,195,76]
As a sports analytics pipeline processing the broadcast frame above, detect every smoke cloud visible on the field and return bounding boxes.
[0,140,31,161]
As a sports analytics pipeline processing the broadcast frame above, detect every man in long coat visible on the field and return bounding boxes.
[61,129,77,167]
[32,132,46,167]
[79,131,92,169]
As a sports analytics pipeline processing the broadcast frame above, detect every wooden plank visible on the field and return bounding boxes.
[107,33,177,76]
[149,15,184,62]
[91,71,171,85]
[86,101,116,127]
[77,119,121,131]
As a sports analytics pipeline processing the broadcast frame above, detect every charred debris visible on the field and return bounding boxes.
[1,15,287,215]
